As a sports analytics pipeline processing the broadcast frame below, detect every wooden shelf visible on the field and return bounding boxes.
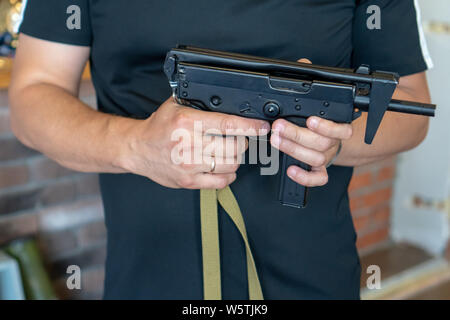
[0,57,91,89]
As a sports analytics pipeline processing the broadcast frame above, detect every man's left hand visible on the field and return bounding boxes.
[269,57,353,187]
[270,115,353,187]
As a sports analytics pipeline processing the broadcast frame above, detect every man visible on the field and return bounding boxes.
[10,0,432,299]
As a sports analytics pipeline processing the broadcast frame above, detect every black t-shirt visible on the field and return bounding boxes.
[20,0,432,299]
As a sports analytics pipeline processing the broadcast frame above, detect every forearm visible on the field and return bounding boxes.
[9,82,137,173]
[334,85,430,167]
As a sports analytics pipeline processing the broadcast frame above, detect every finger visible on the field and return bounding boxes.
[307,117,353,140]
[186,109,270,136]
[202,135,248,158]
[286,165,328,187]
[272,119,336,152]
[271,133,327,167]
[297,58,312,64]
[177,154,241,174]
[194,173,237,189]
[200,158,241,174]
[176,144,244,168]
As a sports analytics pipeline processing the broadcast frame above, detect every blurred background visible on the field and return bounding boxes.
[0,0,449,300]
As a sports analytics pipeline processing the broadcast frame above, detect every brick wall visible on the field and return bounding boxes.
[349,157,396,252]
[0,80,395,299]
[0,81,105,300]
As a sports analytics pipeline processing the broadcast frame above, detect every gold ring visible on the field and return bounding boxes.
[210,158,216,173]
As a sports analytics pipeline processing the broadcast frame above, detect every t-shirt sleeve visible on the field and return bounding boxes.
[19,0,92,46]
[352,0,433,76]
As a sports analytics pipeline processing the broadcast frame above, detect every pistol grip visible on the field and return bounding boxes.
[278,153,311,208]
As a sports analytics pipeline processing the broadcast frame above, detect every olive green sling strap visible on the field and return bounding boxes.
[200,187,264,300]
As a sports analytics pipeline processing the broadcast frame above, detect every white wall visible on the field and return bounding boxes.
[391,0,450,255]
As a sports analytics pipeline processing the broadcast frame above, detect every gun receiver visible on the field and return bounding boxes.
[164,45,436,208]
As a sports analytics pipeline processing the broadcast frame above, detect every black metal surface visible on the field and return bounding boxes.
[164,46,436,208]
[279,154,310,208]
[354,95,436,116]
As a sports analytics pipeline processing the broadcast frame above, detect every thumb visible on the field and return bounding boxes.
[297,58,312,64]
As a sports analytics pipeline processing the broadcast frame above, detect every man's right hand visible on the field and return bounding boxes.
[10,35,269,190]
[119,97,270,189]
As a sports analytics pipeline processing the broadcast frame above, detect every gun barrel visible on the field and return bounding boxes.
[354,95,436,117]
[388,99,436,117]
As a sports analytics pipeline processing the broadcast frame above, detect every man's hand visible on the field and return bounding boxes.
[10,35,271,190]
[269,58,353,187]
[270,117,352,187]
[120,97,270,190]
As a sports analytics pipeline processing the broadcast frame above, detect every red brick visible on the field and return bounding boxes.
[39,179,78,206]
[353,214,371,233]
[349,194,366,212]
[75,174,100,197]
[0,187,41,215]
[0,136,38,161]
[350,160,395,252]
[81,267,105,294]
[0,213,38,245]
[0,180,89,216]
[363,187,392,207]
[348,172,372,193]
[356,226,389,250]
[29,157,74,182]
[37,229,78,258]
[371,206,391,226]
[0,163,29,189]
[376,166,395,182]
